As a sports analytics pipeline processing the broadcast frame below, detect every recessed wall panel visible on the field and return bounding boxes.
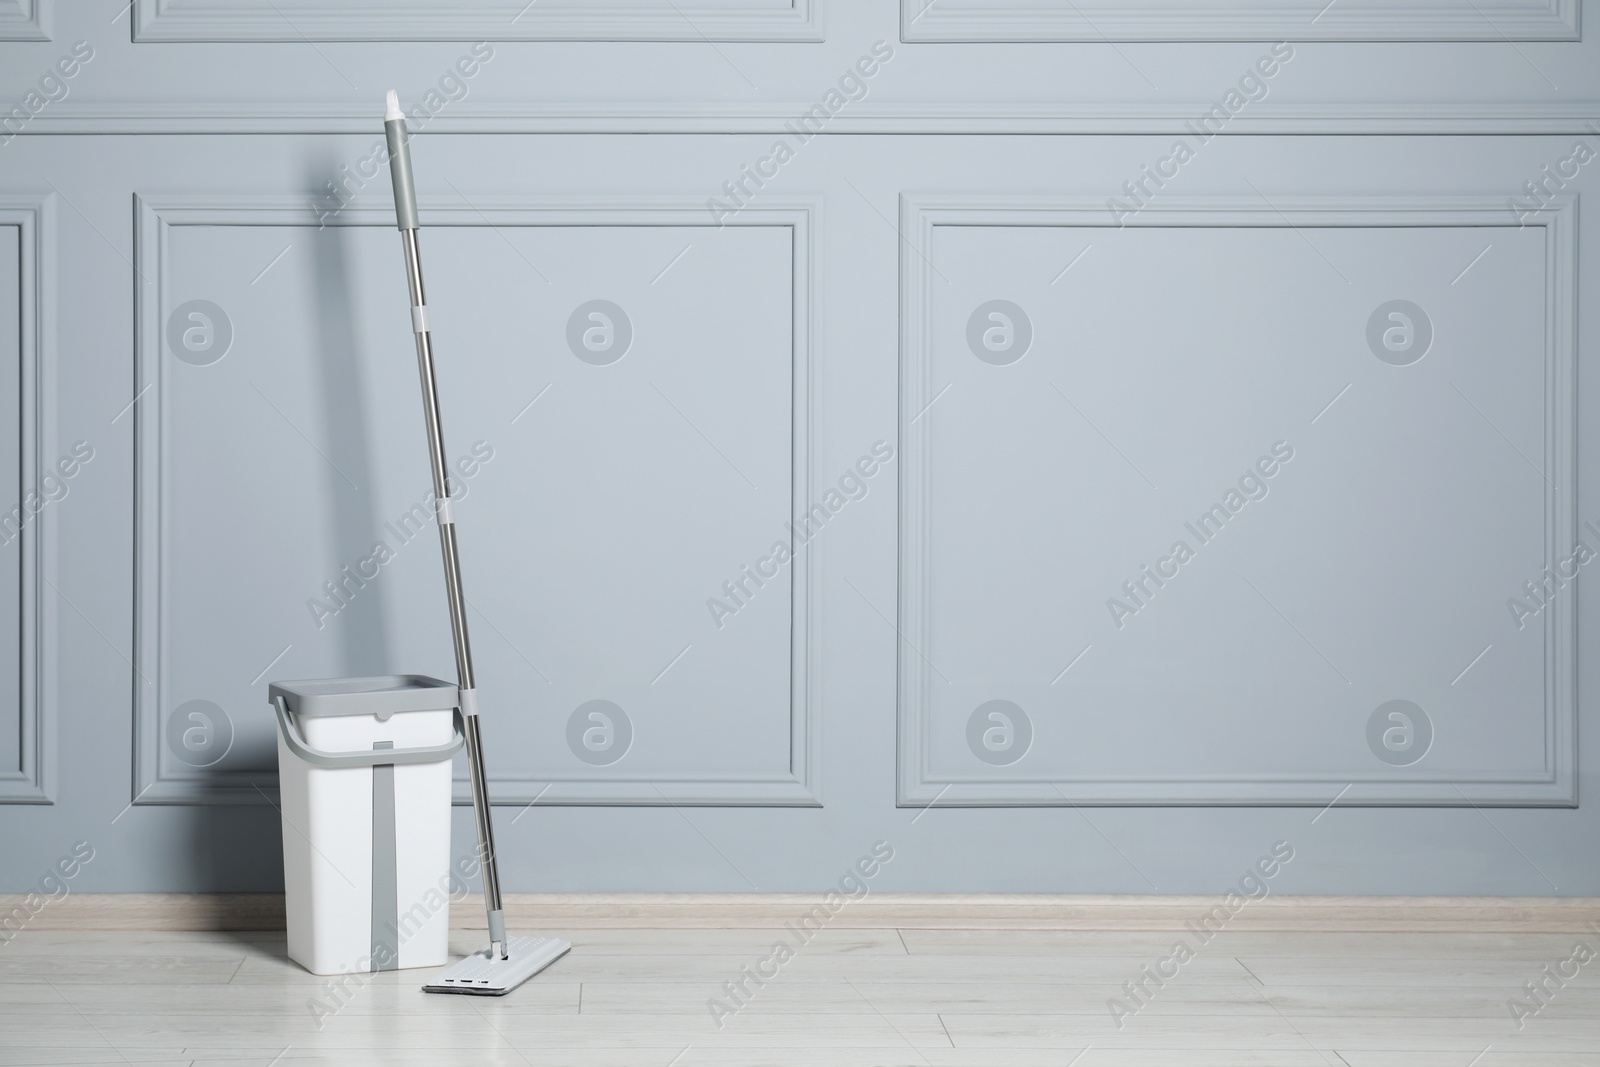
[135,198,815,805]
[0,196,49,805]
[899,197,1574,806]
[0,224,21,794]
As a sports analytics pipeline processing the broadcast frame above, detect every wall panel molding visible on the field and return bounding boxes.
[896,193,1577,809]
[0,193,55,804]
[133,194,819,807]
[901,0,1579,41]
[134,0,820,42]
[0,0,48,41]
[13,102,1600,137]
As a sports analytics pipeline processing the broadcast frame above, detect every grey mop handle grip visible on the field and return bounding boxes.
[385,113,419,231]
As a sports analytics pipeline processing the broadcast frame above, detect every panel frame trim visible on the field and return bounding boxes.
[0,0,49,41]
[133,194,820,807]
[12,103,1600,137]
[897,193,1578,808]
[0,192,56,804]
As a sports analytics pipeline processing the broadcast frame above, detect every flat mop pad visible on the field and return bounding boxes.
[422,936,572,996]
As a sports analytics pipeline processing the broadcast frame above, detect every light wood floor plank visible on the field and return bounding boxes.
[1238,956,1565,986]
[939,1012,1600,1051]
[903,928,1600,959]
[5,928,1594,1064]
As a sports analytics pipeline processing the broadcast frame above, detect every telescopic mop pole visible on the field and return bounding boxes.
[384,90,508,960]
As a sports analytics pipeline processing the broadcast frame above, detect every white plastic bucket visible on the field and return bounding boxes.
[270,675,463,976]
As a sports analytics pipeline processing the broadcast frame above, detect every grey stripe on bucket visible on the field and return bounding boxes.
[371,741,398,972]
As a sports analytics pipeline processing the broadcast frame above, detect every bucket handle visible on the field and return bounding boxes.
[273,695,465,768]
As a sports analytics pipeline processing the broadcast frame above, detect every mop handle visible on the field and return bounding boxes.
[385,91,509,957]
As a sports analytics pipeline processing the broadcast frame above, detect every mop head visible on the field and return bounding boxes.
[421,936,571,996]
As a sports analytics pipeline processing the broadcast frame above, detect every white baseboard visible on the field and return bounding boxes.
[6,893,1599,933]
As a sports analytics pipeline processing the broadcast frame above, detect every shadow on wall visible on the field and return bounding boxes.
[160,699,283,891]
[188,803,287,892]
[163,158,398,891]
[302,153,392,676]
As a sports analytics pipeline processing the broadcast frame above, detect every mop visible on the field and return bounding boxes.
[383,90,571,995]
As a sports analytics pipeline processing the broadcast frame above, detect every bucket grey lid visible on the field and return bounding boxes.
[267,674,458,720]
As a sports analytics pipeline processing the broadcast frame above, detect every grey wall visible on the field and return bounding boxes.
[2,0,1599,895]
